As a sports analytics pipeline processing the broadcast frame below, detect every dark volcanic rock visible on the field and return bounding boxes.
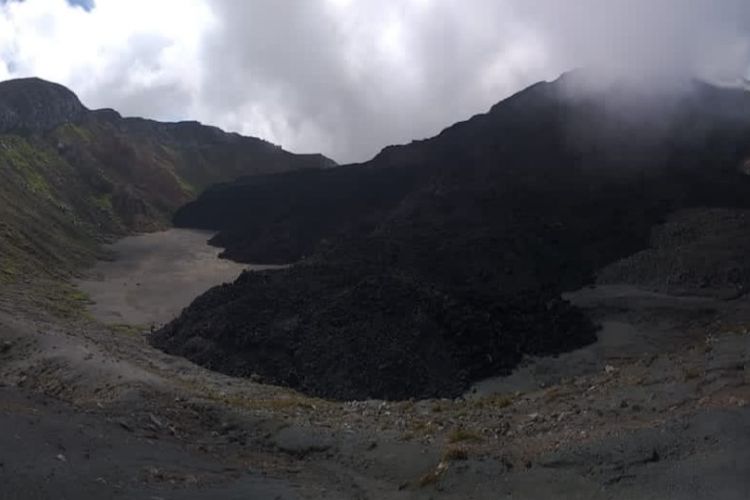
[0,78,87,133]
[174,164,426,263]
[152,265,597,400]
[597,208,750,297]
[156,72,750,400]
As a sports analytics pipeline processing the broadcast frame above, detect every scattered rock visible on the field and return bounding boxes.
[148,413,165,429]
[729,396,748,408]
[117,419,133,432]
[0,340,12,354]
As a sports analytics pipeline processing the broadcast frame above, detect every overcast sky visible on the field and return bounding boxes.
[1,0,750,163]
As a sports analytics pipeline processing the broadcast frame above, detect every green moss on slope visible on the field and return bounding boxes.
[0,134,104,283]
[0,96,331,292]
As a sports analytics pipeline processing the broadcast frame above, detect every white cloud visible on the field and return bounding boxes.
[0,0,215,119]
[1,0,749,163]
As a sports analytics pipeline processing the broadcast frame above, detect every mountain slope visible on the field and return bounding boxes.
[0,77,334,283]
[0,77,86,133]
[156,73,750,400]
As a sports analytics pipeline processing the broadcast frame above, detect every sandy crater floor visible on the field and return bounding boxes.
[75,229,283,327]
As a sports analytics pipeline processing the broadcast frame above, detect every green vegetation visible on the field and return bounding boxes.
[0,133,105,286]
[442,446,469,461]
[0,135,56,198]
[447,427,484,444]
[472,394,515,410]
[54,122,94,143]
[107,323,146,337]
[0,277,95,320]
[174,171,197,197]
[0,91,323,317]
[90,193,113,212]
[45,286,92,319]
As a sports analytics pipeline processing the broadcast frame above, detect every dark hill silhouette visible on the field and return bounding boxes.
[155,72,750,400]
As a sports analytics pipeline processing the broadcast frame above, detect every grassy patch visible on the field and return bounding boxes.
[174,169,197,197]
[54,123,94,143]
[447,427,484,444]
[174,377,333,413]
[442,446,469,461]
[472,393,515,410]
[108,323,146,337]
[0,248,21,283]
[33,282,93,320]
[418,461,449,488]
[411,420,440,437]
[90,193,114,213]
[0,135,57,199]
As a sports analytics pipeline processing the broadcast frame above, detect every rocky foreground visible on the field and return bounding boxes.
[2,243,749,498]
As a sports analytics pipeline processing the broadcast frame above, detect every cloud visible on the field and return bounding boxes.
[0,0,214,118]
[1,0,750,162]
[196,0,551,162]
[514,0,750,86]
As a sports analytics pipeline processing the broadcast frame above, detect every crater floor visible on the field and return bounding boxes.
[75,228,282,327]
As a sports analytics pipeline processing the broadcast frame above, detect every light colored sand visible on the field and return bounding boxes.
[76,229,283,327]
[467,285,722,398]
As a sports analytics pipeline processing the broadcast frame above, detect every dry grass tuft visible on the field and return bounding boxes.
[447,427,483,444]
[417,461,449,487]
[442,446,469,461]
[473,393,514,410]
[683,367,703,381]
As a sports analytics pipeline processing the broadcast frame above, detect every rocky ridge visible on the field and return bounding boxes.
[0,77,86,133]
[0,77,334,282]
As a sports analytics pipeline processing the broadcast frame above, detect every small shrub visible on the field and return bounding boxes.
[447,427,483,444]
[442,446,469,461]
[473,394,514,410]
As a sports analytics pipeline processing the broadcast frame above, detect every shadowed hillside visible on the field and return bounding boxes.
[157,72,750,400]
[0,77,334,283]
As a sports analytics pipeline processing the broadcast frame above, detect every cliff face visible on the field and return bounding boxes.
[0,77,334,283]
[0,78,87,133]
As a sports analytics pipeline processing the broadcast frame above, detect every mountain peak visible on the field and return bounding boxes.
[0,77,87,133]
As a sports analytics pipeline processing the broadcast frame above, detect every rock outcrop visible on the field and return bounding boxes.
[0,78,87,133]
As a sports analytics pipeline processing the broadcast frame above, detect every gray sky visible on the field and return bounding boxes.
[1,0,750,163]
